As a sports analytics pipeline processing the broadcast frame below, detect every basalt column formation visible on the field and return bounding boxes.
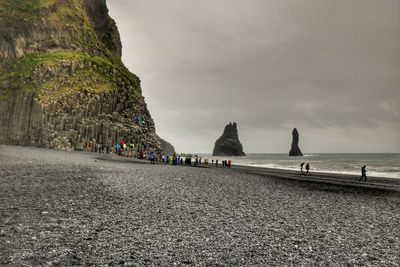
[0,0,162,151]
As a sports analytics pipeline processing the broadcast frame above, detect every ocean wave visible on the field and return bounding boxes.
[236,163,400,179]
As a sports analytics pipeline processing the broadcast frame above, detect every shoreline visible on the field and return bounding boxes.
[229,164,400,192]
[2,145,399,190]
[198,153,400,180]
[235,163,400,180]
[100,153,400,191]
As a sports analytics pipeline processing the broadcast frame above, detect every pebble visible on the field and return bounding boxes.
[0,145,399,266]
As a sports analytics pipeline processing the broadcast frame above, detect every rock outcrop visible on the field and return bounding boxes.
[289,128,303,156]
[213,122,245,156]
[0,0,161,151]
[160,138,176,155]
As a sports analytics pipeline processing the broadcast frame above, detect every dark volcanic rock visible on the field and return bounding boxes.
[289,128,303,156]
[0,0,161,151]
[83,0,122,57]
[213,122,245,156]
[160,138,176,155]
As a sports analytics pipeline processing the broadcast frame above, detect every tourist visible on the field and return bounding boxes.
[123,143,127,156]
[116,143,121,155]
[216,159,219,167]
[228,160,232,168]
[300,162,305,174]
[150,151,156,164]
[305,163,310,175]
[359,165,367,182]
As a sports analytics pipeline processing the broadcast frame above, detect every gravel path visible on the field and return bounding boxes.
[1,145,399,266]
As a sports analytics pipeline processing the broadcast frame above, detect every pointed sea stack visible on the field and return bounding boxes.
[289,128,303,156]
[213,122,245,156]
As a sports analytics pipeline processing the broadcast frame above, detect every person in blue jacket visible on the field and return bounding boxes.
[150,151,156,164]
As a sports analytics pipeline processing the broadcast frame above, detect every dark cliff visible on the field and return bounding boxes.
[213,122,245,156]
[0,0,161,151]
[289,128,303,156]
[160,138,176,156]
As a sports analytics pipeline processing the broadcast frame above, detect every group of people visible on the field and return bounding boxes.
[156,154,233,168]
[85,143,111,154]
[220,160,232,168]
[161,154,184,165]
[85,139,156,161]
[300,162,368,182]
[134,115,147,127]
[299,162,310,175]
[85,138,239,168]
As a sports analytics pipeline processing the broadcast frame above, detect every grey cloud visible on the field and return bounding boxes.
[108,0,400,153]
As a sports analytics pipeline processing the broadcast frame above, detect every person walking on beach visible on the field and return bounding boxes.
[305,163,310,175]
[359,165,367,182]
[300,162,305,174]
[216,159,219,167]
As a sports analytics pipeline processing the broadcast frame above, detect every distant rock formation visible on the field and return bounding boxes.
[213,122,245,156]
[289,128,303,156]
[160,138,176,155]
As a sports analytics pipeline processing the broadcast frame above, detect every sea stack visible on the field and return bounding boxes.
[0,0,161,151]
[213,122,246,156]
[289,128,303,156]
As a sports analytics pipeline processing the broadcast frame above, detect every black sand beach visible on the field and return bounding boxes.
[1,146,399,266]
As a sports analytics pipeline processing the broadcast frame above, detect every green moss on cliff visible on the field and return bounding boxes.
[0,0,141,104]
[0,50,142,103]
[2,0,55,12]
[1,0,105,56]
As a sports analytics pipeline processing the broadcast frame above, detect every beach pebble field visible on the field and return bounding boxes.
[0,145,399,266]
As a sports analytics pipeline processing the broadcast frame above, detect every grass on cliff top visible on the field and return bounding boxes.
[1,0,122,69]
[6,50,139,83]
[2,0,55,12]
[37,70,115,103]
[0,50,142,103]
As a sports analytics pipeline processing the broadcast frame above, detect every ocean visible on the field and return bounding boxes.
[199,153,400,179]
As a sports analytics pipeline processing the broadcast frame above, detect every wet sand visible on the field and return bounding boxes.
[1,145,399,266]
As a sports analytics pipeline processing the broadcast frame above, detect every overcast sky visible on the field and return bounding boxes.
[107,0,400,153]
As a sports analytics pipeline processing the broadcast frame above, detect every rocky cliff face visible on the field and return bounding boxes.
[213,122,245,156]
[160,138,176,156]
[0,0,161,151]
[289,128,303,156]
